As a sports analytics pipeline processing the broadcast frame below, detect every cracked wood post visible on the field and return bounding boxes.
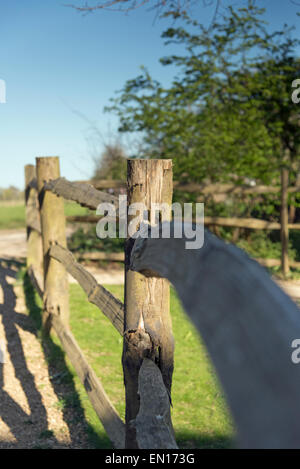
[24,164,43,278]
[36,157,69,333]
[122,159,175,449]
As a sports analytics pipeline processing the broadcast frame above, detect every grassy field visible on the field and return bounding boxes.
[0,201,90,230]
[21,271,234,449]
[0,203,26,229]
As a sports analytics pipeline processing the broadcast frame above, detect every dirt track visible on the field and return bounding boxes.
[0,230,123,448]
[0,258,96,448]
[0,230,27,260]
[1,228,300,299]
[0,229,124,285]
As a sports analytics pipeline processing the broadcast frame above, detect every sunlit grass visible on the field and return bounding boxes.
[0,203,25,229]
[23,271,234,449]
[0,201,90,230]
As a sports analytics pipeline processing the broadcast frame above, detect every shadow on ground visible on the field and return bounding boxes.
[0,258,54,448]
[21,266,112,449]
[0,257,110,448]
[0,258,234,450]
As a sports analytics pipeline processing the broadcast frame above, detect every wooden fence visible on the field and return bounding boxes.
[69,177,300,276]
[25,157,175,449]
[25,157,300,449]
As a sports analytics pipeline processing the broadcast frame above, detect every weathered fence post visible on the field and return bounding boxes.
[122,159,174,448]
[281,166,290,276]
[24,164,43,277]
[289,172,300,223]
[36,157,69,333]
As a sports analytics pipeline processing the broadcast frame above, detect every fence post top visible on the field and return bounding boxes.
[36,156,60,163]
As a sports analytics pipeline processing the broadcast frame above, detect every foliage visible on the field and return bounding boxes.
[0,186,24,201]
[92,143,127,181]
[68,226,124,253]
[106,2,300,189]
[236,230,298,261]
[64,201,91,218]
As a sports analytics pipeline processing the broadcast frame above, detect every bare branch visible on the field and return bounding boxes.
[66,0,222,18]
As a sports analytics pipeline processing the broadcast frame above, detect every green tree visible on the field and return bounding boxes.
[105,1,300,276]
[92,142,127,180]
[106,2,300,185]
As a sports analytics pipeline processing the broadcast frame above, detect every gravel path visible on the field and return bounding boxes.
[0,230,27,259]
[0,258,94,448]
[0,229,124,285]
[0,229,123,448]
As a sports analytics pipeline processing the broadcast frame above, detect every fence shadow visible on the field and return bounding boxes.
[0,257,57,448]
[21,267,112,449]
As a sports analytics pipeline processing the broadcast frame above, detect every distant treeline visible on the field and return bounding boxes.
[0,186,24,201]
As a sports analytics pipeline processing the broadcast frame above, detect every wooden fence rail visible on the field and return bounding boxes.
[78,178,300,195]
[134,359,177,449]
[66,213,300,231]
[130,222,300,449]
[66,178,300,274]
[24,157,175,450]
[45,177,119,209]
[25,157,300,449]
[50,313,125,449]
[26,247,125,448]
[49,243,124,335]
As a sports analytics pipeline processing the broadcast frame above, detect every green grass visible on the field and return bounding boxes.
[0,203,26,229]
[0,201,90,230]
[64,202,91,218]
[22,270,234,449]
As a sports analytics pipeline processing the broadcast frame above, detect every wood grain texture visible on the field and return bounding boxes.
[44,177,119,210]
[132,359,178,449]
[36,157,69,332]
[27,265,43,299]
[123,159,175,448]
[51,313,125,448]
[24,165,43,275]
[49,243,124,335]
[130,222,300,448]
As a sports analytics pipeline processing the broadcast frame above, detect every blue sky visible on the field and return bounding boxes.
[0,0,300,189]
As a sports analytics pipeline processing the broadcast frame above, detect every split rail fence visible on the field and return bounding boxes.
[69,176,300,276]
[25,157,300,449]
